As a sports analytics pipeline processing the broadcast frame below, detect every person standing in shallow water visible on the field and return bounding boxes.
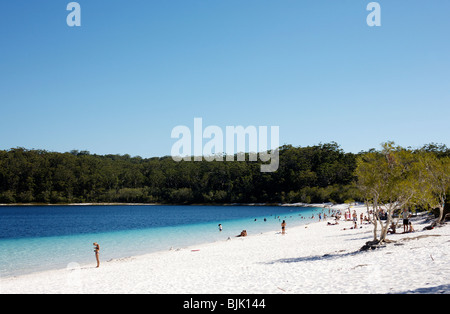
[93,242,100,268]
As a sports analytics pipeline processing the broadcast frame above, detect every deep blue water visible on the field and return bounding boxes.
[0,205,320,277]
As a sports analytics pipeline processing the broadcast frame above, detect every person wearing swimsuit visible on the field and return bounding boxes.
[93,242,100,268]
[281,220,286,235]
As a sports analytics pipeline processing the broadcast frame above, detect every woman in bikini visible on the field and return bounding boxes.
[93,242,100,268]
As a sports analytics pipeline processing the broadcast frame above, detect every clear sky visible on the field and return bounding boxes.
[1,0,449,157]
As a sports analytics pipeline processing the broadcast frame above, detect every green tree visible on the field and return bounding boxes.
[417,152,450,223]
[356,142,419,243]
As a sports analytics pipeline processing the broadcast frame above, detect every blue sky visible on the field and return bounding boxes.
[1,0,449,157]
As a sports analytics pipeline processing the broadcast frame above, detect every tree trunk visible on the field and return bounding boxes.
[372,211,378,241]
[379,223,388,242]
[373,218,378,241]
[371,201,379,241]
[379,213,392,243]
[364,201,377,241]
[438,205,444,224]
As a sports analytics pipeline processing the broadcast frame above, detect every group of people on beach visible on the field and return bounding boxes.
[325,208,368,230]
[388,208,415,234]
[324,207,417,235]
[92,207,418,268]
[232,219,287,238]
[92,219,289,267]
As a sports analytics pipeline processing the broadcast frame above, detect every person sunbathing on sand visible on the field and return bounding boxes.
[387,222,396,234]
[408,221,415,233]
[236,230,247,237]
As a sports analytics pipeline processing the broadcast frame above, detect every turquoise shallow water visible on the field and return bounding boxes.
[0,205,320,277]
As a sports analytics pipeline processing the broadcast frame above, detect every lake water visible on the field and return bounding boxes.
[0,205,321,277]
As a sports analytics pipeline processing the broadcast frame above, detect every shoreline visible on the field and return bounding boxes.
[0,204,344,282]
[1,203,449,294]
[0,204,324,279]
[0,206,320,278]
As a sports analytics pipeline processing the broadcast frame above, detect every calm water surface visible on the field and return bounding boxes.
[0,205,321,277]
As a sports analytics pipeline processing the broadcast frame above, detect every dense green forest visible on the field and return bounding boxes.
[0,142,448,205]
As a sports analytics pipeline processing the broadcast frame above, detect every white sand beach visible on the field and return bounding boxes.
[1,204,449,294]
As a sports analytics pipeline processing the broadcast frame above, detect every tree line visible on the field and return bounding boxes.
[0,142,449,211]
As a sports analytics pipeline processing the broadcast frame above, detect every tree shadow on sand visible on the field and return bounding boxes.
[262,249,365,265]
[393,284,450,294]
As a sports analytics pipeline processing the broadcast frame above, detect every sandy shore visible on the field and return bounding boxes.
[1,204,449,294]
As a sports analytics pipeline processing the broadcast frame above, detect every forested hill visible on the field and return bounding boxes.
[0,143,371,205]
